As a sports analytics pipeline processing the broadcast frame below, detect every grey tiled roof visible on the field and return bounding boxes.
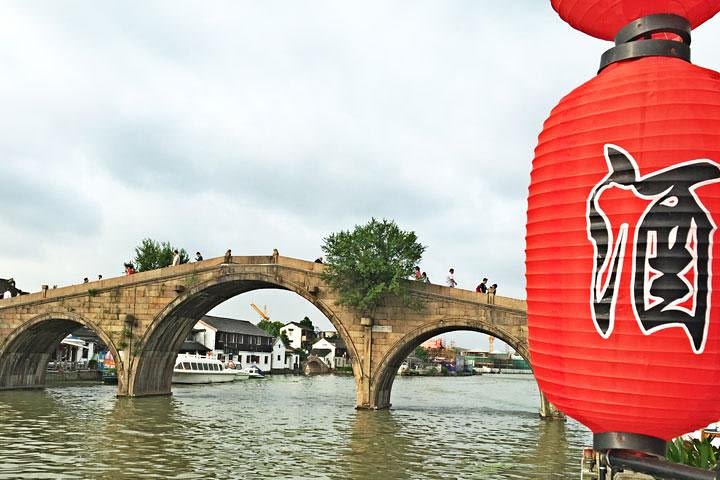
[311,348,332,357]
[202,315,274,337]
[323,337,346,349]
[179,341,211,353]
[283,321,312,331]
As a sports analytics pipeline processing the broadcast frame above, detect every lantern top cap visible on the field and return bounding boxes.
[550,0,720,40]
[597,14,692,72]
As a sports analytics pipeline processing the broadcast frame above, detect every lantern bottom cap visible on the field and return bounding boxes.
[593,432,666,457]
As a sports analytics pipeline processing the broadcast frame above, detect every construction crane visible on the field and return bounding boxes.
[250,303,270,322]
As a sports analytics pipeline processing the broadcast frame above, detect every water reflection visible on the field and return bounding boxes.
[532,420,573,478]
[344,410,413,479]
[0,375,591,479]
[0,386,113,479]
[101,396,195,478]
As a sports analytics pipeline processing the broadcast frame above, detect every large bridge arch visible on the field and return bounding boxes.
[128,270,361,396]
[0,312,123,392]
[370,315,530,410]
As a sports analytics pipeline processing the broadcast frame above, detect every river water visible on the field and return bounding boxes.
[0,374,591,479]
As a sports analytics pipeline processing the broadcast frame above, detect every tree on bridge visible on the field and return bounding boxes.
[131,238,190,272]
[321,218,426,315]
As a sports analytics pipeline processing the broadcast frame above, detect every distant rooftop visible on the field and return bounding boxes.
[179,340,211,353]
[311,348,332,357]
[315,336,346,349]
[282,321,313,331]
[201,315,274,338]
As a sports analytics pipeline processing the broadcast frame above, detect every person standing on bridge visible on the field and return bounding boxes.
[446,268,457,288]
[476,278,488,294]
[172,249,181,266]
[195,252,203,262]
[422,272,430,284]
[223,249,232,264]
[414,266,422,280]
[488,283,497,304]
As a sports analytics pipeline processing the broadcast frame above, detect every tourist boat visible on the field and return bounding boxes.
[172,353,239,384]
[237,365,265,379]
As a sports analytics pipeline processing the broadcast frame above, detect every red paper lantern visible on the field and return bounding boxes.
[551,0,720,40]
[527,6,720,451]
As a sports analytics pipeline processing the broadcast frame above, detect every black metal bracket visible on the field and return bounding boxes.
[598,13,691,72]
[600,40,690,71]
[594,432,667,457]
[614,14,691,45]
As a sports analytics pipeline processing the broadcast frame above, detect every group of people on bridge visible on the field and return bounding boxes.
[412,267,499,304]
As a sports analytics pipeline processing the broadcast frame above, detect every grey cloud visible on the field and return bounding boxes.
[0,168,101,235]
[91,120,447,221]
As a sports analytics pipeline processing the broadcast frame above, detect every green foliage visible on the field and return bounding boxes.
[256,321,291,346]
[297,316,317,349]
[87,289,99,297]
[299,316,314,331]
[131,238,190,272]
[321,218,426,314]
[413,346,428,361]
[667,437,719,470]
[257,319,285,338]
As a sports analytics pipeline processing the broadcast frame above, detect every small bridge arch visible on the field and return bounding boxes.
[0,312,122,392]
[304,355,331,375]
[370,315,530,410]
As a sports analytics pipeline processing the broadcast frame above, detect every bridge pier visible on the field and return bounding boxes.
[126,349,176,397]
[354,320,392,410]
[539,391,565,420]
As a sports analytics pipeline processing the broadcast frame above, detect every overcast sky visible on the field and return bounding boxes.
[3,2,720,349]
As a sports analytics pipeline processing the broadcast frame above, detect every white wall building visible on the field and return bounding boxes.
[280,322,313,350]
[309,337,348,369]
[57,335,94,366]
[271,338,300,371]
[193,315,274,370]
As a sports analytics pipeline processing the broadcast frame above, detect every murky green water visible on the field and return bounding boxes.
[0,374,591,479]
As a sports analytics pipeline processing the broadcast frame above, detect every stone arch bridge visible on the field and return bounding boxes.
[0,256,542,411]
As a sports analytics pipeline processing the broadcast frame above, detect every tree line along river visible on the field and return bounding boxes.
[0,373,591,479]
